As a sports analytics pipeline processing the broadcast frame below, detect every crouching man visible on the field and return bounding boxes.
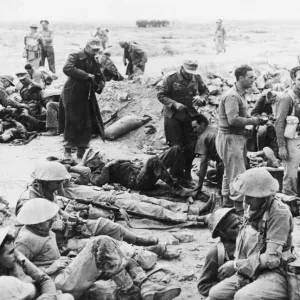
[197,208,240,297]
[0,226,73,300]
[15,198,181,300]
[209,168,295,300]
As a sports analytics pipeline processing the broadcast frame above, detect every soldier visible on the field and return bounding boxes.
[209,168,295,300]
[24,24,45,68]
[119,41,148,77]
[40,20,56,74]
[217,65,266,212]
[157,60,209,187]
[214,19,226,54]
[0,227,73,300]
[192,114,223,194]
[275,66,300,196]
[59,38,106,161]
[98,50,124,81]
[197,208,239,297]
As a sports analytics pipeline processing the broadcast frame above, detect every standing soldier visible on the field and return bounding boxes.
[275,66,300,196]
[59,38,105,161]
[214,19,226,54]
[216,65,266,212]
[40,20,56,74]
[23,24,45,68]
[157,60,209,186]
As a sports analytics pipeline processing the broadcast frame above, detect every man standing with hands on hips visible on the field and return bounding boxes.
[216,65,267,213]
[59,38,106,161]
[157,60,209,187]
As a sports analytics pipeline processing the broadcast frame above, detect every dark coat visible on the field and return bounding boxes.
[59,49,106,147]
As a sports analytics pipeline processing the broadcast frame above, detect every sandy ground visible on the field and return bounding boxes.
[1,20,300,299]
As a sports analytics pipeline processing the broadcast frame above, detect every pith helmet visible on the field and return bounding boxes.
[208,208,235,238]
[232,167,279,197]
[0,75,15,86]
[32,161,71,181]
[17,198,59,225]
[0,227,10,247]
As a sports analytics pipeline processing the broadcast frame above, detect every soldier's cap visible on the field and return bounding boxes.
[17,198,59,225]
[216,19,222,23]
[0,75,15,86]
[29,24,38,28]
[232,167,279,198]
[182,60,198,75]
[16,72,29,80]
[86,38,101,50]
[0,227,10,248]
[290,66,300,80]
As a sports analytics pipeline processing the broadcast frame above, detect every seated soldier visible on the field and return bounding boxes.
[70,146,192,197]
[99,50,124,81]
[250,89,278,156]
[209,168,295,300]
[15,198,181,300]
[15,72,45,132]
[24,63,45,89]
[0,226,73,300]
[0,75,26,108]
[192,114,223,195]
[197,208,240,297]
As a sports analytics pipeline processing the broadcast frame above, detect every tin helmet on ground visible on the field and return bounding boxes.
[182,60,198,75]
[32,161,71,181]
[208,208,235,238]
[232,167,279,198]
[17,198,59,225]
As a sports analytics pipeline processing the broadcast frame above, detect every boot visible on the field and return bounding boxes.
[64,148,73,159]
[146,244,180,260]
[141,280,181,300]
[114,269,141,300]
[41,128,59,136]
[172,184,196,197]
[117,284,141,300]
[135,236,158,247]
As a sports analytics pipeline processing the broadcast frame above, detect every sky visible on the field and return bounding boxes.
[2,0,300,23]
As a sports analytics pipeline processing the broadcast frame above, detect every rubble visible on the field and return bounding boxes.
[172,231,194,243]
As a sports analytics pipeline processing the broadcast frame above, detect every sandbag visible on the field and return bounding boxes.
[80,280,118,300]
[105,115,152,140]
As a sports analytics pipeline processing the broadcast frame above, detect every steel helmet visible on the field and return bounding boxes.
[208,208,235,238]
[232,167,279,197]
[17,198,59,225]
[32,161,71,181]
[0,276,37,300]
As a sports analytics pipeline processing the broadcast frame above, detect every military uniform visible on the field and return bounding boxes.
[157,68,209,178]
